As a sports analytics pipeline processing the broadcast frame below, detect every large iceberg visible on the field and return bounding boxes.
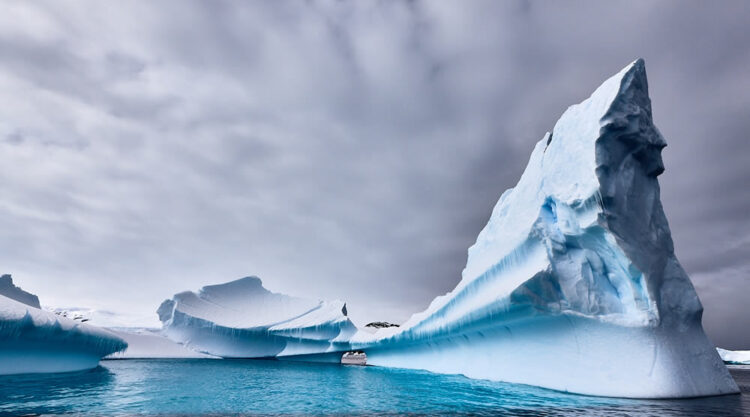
[348,59,739,398]
[156,60,738,399]
[158,276,357,358]
[0,275,127,375]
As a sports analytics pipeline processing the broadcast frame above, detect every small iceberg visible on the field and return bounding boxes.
[717,347,750,365]
[0,275,127,375]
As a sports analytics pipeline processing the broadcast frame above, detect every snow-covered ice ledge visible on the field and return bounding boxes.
[717,348,750,365]
[0,276,127,375]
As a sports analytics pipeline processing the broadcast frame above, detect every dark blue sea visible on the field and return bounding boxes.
[0,360,747,416]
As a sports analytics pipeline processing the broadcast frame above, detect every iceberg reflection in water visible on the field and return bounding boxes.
[0,360,747,416]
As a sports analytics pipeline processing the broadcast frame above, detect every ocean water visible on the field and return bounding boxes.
[0,360,747,416]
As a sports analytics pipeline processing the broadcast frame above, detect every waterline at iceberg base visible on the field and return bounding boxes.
[159,59,739,399]
[360,316,727,398]
[3,360,747,416]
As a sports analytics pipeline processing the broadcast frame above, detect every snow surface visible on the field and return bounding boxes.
[158,276,357,358]
[106,328,215,359]
[0,280,127,375]
[717,348,750,365]
[39,304,202,359]
[154,60,738,399]
[46,307,160,329]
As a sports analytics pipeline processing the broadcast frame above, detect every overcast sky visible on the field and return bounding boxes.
[0,1,748,348]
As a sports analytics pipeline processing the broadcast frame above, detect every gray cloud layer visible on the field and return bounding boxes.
[0,1,748,347]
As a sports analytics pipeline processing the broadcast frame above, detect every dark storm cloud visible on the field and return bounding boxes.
[0,1,748,346]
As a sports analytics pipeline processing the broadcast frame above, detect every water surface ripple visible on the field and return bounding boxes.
[0,359,747,416]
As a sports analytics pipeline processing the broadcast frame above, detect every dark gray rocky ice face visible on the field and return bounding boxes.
[0,274,40,308]
[594,59,702,330]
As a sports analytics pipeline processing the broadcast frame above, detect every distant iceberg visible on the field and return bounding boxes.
[158,276,357,358]
[156,60,739,399]
[0,275,127,375]
[106,328,215,359]
[717,348,750,365]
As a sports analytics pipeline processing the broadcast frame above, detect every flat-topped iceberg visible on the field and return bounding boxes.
[348,59,738,398]
[0,275,127,375]
[158,276,357,358]
[717,348,750,365]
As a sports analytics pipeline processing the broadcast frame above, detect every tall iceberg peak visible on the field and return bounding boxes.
[350,59,739,398]
[458,59,674,328]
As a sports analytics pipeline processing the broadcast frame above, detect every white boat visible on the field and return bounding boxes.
[341,351,366,365]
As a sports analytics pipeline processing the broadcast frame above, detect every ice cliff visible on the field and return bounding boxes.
[155,60,738,399]
[0,276,127,375]
[158,276,357,357]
